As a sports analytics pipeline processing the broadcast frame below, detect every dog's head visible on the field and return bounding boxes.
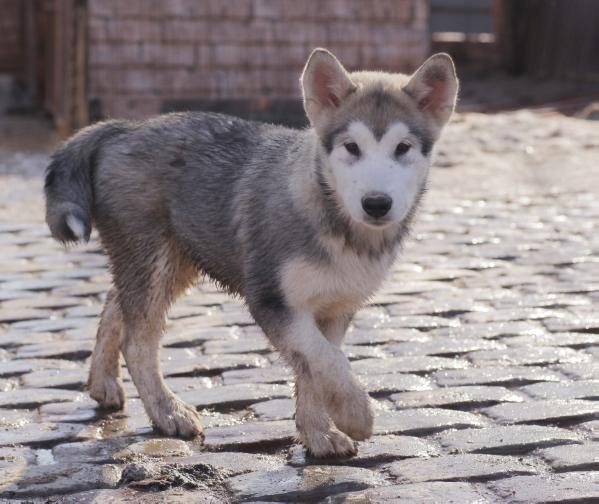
[302,48,458,230]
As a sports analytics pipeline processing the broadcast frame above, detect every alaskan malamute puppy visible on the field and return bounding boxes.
[45,48,458,456]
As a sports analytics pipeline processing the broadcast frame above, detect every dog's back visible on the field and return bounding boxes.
[45,111,301,295]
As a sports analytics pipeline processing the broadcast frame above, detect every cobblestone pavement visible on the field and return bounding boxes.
[0,108,598,503]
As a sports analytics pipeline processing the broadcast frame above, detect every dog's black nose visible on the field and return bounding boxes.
[362,193,392,218]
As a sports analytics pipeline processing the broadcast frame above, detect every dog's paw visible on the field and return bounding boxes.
[88,373,126,410]
[150,397,203,439]
[326,380,374,441]
[298,426,358,458]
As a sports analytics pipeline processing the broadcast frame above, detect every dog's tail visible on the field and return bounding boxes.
[45,120,128,243]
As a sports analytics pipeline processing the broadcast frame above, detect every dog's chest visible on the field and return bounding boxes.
[281,251,393,317]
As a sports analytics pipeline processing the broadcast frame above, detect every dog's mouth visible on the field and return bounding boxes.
[361,216,394,229]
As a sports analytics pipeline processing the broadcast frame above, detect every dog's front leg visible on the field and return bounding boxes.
[254,309,373,456]
[295,364,357,457]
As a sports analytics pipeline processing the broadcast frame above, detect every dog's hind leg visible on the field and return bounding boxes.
[115,241,202,438]
[88,287,125,409]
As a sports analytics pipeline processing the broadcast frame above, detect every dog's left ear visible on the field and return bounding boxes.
[404,53,458,128]
[301,48,357,129]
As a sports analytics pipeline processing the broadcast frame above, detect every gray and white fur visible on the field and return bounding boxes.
[45,49,458,456]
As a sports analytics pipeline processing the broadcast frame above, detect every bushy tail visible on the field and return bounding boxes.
[44,121,127,243]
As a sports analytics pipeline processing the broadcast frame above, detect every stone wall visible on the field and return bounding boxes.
[87,0,430,121]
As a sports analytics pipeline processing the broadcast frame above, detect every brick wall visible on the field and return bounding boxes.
[88,0,429,120]
[0,0,22,74]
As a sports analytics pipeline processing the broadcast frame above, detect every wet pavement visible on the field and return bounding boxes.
[0,100,599,502]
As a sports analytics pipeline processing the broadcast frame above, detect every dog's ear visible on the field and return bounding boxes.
[301,48,357,128]
[404,53,458,128]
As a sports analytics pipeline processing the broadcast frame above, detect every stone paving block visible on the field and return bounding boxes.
[467,346,589,366]
[52,438,135,464]
[2,295,87,310]
[334,481,494,503]
[228,465,387,502]
[482,399,599,424]
[432,366,563,387]
[170,313,228,329]
[360,373,433,395]
[388,453,539,483]
[578,420,599,440]
[0,446,35,492]
[64,304,103,318]
[488,472,599,503]
[492,293,591,310]
[0,330,59,348]
[436,425,582,454]
[10,317,96,333]
[178,383,291,409]
[0,462,122,497]
[386,299,487,318]
[0,277,74,292]
[162,326,235,348]
[39,400,101,423]
[460,307,562,324]
[352,356,469,376]
[203,335,271,354]
[345,328,428,345]
[391,385,524,409]
[0,291,35,303]
[113,438,193,460]
[0,409,36,428]
[289,435,439,467]
[162,353,269,376]
[167,451,286,477]
[386,338,503,357]
[505,331,599,348]
[0,358,80,378]
[204,420,296,449]
[251,398,294,420]
[558,362,599,380]
[0,422,84,447]
[53,283,111,297]
[519,380,599,400]
[20,368,87,390]
[429,321,547,340]
[544,316,599,333]
[343,344,388,360]
[537,442,599,472]
[221,365,290,385]
[375,408,487,436]
[164,376,214,394]
[166,304,211,320]
[45,488,221,503]
[376,315,460,331]
[0,388,85,408]
[0,307,53,323]
[15,340,94,360]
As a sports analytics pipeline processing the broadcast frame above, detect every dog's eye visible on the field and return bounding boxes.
[395,142,411,157]
[344,142,360,157]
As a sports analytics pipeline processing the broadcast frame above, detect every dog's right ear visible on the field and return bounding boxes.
[301,48,357,129]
